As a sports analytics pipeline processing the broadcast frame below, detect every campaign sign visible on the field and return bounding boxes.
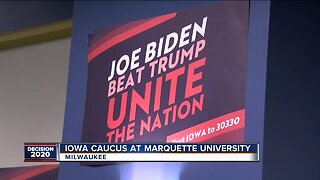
[82,2,249,144]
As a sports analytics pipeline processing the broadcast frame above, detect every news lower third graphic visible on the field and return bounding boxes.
[24,143,259,162]
[24,143,58,162]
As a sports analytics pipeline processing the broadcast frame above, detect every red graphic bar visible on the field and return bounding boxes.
[10,165,59,180]
[88,12,177,62]
[166,109,245,142]
[88,18,151,54]
[24,159,57,162]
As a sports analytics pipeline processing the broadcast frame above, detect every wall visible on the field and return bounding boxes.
[0,37,71,168]
[263,1,320,179]
[0,2,73,33]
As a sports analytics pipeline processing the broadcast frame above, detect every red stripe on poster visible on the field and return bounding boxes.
[88,12,177,63]
[8,165,59,180]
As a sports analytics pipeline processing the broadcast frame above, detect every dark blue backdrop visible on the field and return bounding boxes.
[0,2,73,33]
[59,1,270,179]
